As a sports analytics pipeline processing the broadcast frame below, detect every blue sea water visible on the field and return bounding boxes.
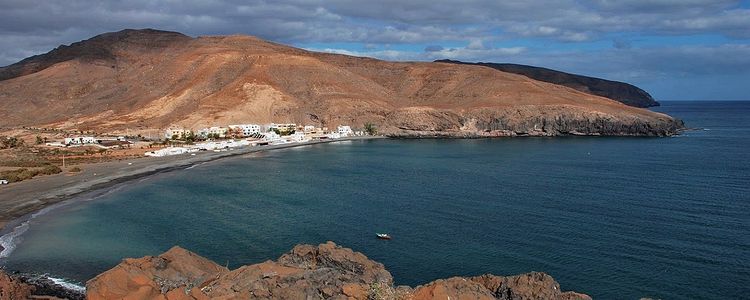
[2,101,749,299]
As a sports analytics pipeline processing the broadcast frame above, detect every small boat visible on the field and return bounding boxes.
[376,233,392,240]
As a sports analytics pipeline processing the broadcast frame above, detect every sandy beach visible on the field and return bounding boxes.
[0,136,384,232]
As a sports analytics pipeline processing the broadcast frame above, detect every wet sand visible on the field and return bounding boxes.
[0,136,384,231]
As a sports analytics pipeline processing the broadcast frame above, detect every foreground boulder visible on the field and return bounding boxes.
[86,241,590,299]
[86,246,228,299]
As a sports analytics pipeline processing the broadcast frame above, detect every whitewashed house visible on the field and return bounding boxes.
[287,132,310,143]
[228,124,261,137]
[337,125,353,137]
[262,131,282,142]
[64,136,97,146]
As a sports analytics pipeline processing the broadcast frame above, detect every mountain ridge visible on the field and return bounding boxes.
[435,59,660,108]
[0,29,682,137]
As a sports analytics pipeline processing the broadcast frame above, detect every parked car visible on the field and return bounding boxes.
[0,179,8,185]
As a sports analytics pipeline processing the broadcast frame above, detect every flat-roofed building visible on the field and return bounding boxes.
[228,124,261,137]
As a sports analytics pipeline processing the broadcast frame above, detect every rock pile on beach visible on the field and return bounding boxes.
[82,241,590,300]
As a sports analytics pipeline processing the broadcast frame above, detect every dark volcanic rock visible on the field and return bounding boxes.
[436,59,660,108]
[86,241,590,299]
[18,274,85,300]
[0,270,85,300]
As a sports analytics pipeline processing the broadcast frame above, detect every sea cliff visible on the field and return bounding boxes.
[383,106,683,138]
[0,242,589,300]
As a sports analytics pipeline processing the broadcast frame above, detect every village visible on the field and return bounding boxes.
[43,123,369,158]
[0,122,375,184]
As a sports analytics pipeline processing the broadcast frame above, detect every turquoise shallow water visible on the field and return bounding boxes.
[3,101,750,299]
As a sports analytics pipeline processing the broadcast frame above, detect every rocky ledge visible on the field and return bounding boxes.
[0,241,591,299]
[2,242,590,299]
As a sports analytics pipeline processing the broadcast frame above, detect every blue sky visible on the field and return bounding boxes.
[1,0,748,100]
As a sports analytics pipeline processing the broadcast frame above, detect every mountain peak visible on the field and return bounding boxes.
[0,28,191,81]
[0,30,682,137]
[86,28,191,43]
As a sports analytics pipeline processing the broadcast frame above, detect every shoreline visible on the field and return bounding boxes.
[0,136,385,241]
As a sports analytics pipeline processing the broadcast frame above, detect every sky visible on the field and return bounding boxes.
[1,0,748,100]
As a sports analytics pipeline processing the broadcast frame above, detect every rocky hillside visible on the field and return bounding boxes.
[436,59,659,108]
[0,241,591,299]
[0,29,681,137]
[90,242,591,299]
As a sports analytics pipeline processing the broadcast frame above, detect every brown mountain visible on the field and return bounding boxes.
[0,29,682,137]
[436,59,660,108]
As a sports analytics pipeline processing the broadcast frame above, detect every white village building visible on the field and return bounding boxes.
[287,132,310,143]
[262,131,282,142]
[145,147,194,157]
[64,136,97,146]
[228,124,261,137]
[337,125,353,137]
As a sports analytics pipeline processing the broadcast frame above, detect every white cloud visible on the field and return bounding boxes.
[309,44,527,62]
[466,39,485,50]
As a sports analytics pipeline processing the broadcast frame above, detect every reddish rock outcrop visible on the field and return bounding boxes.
[86,241,590,300]
[469,273,592,300]
[0,271,34,300]
[86,246,228,300]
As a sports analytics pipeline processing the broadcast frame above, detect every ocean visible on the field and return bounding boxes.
[2,101,749,299]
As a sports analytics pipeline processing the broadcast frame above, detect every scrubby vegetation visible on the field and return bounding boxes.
[0,142,66,182]
[364,123,377,135]
[0,136,25,149]
[0,164,62,182]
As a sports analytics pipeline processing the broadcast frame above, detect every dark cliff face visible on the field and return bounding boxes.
[436,59,660,108]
